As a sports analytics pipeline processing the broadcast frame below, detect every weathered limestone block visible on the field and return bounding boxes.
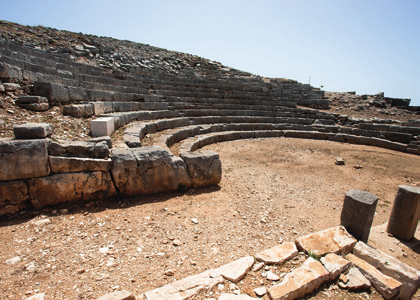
[0,139,50,181]
[0,180,30,206]
[63,104,94,118]
[97,290,136,300]
[340,189,378,243]
[3,83,21,91]
[144,269,224,300]
[29,171,116,209]
[345,253,402,299]
[90,136,113,149]
[49,156,112,173]
[268,257,330,300]
[123,134,142,148]
[13,123,53,139]
[255,242,298,264]
[320,253,351,280]
[180,151,222,187]
[386,185,420,241]
[216,256,254,283]
[352,241,420,300]
[16,96,49,111]
[48,140,110,158]
[111,147,181,196]
[295,225,357,256]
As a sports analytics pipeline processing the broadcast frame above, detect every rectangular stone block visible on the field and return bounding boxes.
[340,189,378,243]
[180,151,222,187]
[13,123,53,139]
[91,117,115,137]
[353,241,420,300]
[29,171,116,209]
[320,253,351,280]
[255,242,298,264]
[268,257,329,300]
[345,253,402,299]
[0,139,50,181]
[295,225,357,256]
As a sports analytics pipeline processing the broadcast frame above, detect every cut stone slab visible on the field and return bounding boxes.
[49,156,112,173]
[338,267,371,291]
[180,151,222,187]
[320,253,351,280]
[268,257,330,300]
[352,241,420,300]
[219,294,259,300]
[91,117,115,137]
[345,253,402,300]
[97,290,136,300]
[29,171,116,209]
[0,139,50,181]
[255,242,298,264]
[144,269,224,300]
[216,256,254,283]
[13,123,53,139]
[386,185,420,242]
[340,189,378,243]
[295,225,357,256]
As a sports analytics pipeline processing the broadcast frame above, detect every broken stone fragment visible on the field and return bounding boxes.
[335,157,345,165]
[320,253,351,280]
[16,96,49,111]
[268,257,330,300]
[180,151,222,187]
[216,256,254,283]
[295,225,357,256]
[338,267,371,291]
[255,242,298,265]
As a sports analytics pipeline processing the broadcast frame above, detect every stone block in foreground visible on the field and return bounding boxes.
[144,269,224,300]
[97,290,136,300]
[386,185,420,241]
[180,151,222,187]
[0,139,50,181]
[345,253,402,299]
[340,189,378,243]
[295,225,357,256]
[352,241,420,300]
[29,171,116,209]
[13,123,53,139]
[268,257,329,300]
[216,256,254,283]
[255,242,298,264]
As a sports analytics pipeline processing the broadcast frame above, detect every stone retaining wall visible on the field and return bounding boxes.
[0,126,222,215]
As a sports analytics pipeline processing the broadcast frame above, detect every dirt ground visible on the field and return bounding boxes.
[0,137,419,299]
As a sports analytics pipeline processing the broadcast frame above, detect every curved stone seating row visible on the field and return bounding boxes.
[178,130,412,154]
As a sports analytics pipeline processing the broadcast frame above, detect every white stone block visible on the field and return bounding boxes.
[91,117,115,137]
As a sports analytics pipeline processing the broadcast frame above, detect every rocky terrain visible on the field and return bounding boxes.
[0,20,419,300]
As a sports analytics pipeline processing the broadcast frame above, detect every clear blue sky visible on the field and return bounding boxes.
[1,0,419,106]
